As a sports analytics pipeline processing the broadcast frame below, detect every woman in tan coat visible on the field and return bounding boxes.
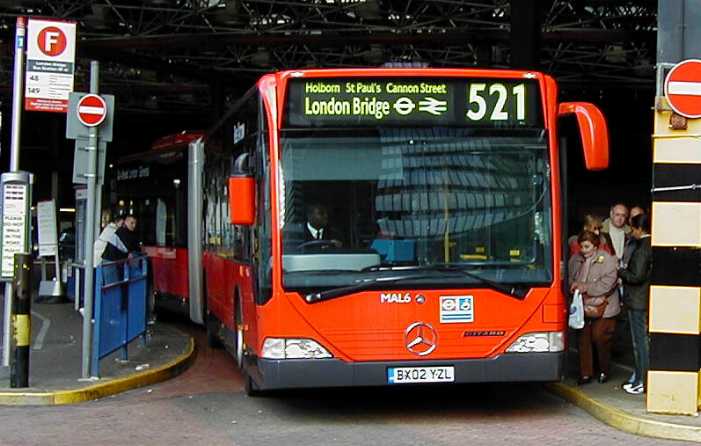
[568,230,621,384]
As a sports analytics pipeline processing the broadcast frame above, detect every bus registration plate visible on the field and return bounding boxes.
[387,366,455,384]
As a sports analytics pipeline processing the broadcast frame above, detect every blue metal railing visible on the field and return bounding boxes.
[91,256,149,377]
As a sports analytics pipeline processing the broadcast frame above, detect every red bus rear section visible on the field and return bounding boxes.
[118,68,608,393]
[115,131,199,315]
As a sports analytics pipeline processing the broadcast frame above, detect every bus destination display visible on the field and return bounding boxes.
[285,78,542,128]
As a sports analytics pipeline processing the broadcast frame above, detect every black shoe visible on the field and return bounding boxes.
[578,376,592,385]
[598,372,609,384]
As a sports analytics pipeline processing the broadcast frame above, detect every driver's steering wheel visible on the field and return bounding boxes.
[296,239,338,250]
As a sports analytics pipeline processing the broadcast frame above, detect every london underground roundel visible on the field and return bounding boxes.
[77,94,107,127]
[664,59,701,118]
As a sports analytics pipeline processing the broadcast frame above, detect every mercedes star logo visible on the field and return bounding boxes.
[404,322,437,356]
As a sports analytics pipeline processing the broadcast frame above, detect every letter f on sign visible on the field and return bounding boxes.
[37,26,67,57]
[44,31,60,53]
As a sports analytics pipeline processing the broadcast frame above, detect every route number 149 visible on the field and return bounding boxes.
[466,82,526,121]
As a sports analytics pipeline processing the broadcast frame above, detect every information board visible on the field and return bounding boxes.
[37,200,58,257]
[285,78,542,128]
[0,176,30,279]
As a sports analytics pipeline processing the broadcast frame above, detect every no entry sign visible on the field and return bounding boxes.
[664,59,701,118]
[77,94,107,127]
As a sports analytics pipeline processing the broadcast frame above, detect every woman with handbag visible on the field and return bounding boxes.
[568,230,621,385]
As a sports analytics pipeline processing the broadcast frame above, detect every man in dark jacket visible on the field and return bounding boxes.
[618,213,651,395]
[115,214,140,254]
[101,215,138,262]
[101,214,140,284]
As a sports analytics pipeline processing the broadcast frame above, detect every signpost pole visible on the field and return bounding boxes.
[3,17,26,368]
[81,61,100,379]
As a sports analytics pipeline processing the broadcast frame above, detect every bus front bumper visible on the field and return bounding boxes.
[251,352,564,390]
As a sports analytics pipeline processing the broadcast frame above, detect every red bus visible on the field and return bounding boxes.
[118,68,608,394]
[114,131,203,315]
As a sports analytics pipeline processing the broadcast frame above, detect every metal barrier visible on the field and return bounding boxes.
[91,256,149,377]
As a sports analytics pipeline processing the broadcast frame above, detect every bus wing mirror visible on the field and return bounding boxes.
[559,102,609,171]
[228,176,256,226]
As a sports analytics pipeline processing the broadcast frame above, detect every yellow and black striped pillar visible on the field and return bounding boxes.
[648,98,701,415]
[10,253,31,388]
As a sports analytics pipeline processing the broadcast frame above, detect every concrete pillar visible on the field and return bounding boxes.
[647,0,701,416]
[648,103,701,415]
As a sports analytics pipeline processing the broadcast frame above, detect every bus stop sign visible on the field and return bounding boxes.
[664,59,701,118]
[76,94,107,127]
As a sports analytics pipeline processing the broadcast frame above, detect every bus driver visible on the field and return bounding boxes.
[303,203,342,248]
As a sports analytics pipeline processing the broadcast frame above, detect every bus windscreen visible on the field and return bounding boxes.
[285,77,543,128]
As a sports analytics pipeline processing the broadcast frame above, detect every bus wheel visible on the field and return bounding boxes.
[233,297,244,369]
[206,313,222,349]
[244,371,261,397]
[204,278,221,349]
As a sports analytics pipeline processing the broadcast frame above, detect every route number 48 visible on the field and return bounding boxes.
[466,83,526,121]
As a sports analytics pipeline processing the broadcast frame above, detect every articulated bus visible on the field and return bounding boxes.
[114,131,202,315]
[117,68,608,394]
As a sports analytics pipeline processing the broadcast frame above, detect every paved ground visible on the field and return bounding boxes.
[0,322,694,446]
[0,301,190,391]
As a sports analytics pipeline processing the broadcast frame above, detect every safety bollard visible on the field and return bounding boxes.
[10,253,31,388]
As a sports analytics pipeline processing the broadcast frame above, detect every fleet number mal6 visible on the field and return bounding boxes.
[380,292,412,304]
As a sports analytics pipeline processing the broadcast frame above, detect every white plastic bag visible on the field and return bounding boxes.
[568,289,585,330]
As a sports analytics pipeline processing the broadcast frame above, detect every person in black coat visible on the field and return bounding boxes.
[618,213,652,395]
[101,214,140,284]
[116,214,140,254]
[102,214,139,261]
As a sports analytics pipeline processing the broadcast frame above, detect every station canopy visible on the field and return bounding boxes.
[0,0,657,114]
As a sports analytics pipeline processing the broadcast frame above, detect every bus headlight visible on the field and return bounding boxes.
[262,338,333,359]
[506,332,564,353]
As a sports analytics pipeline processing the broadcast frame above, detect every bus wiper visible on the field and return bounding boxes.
[415,264,529,299]
[305,265,528,303]
[305,272,460,303]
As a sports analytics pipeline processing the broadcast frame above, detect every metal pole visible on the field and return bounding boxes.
[10,253,30,387]
[10,17,24,173]
[3,16,26,367]
[53,250,62,293]
[81,61,100,379]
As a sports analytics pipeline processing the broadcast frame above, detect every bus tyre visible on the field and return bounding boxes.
[244,371,261,397]
[206,313,223,349]
[233,297,244,369]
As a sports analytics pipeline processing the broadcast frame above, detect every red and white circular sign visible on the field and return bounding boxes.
[37,26,67,57]
[77,94,107,127]
[664,59,701,118]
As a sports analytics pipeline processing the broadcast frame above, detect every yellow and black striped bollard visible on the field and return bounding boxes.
[10,253,31,388]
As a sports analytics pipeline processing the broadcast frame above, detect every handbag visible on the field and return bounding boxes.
[583,297,608,319]
[568,289,585,329]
